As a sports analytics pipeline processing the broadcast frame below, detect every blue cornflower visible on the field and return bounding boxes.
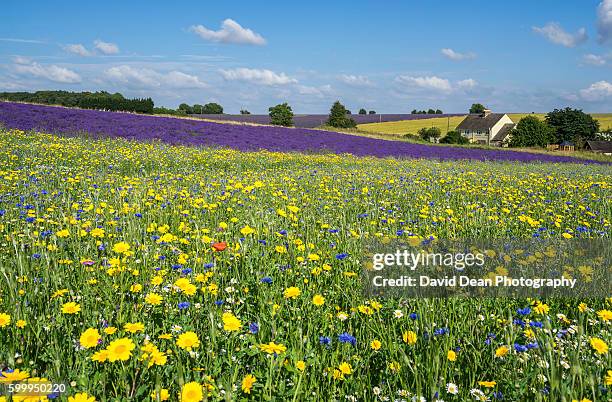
[338,332,356,346]
[249,322,259,334]
[514,343,528,353]
[181,268,192,275]
[335,253,348,260]
[517,307,531,316]
[319,336,331,347]
[260,276,273,284]
[32,253,41,259]
[178,302,190,310]
[409,312,418,320]
[214,300,224,306]
[433,327,449,336]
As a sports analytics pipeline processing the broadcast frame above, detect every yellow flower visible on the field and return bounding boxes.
[605,370,612,386]
[0,313,11,328]
[371,339,382,351]
[240,225,255,236]
[533,302,549,315]
[112,241,130,254]
[176,331,200,351]
[403,330,417,345]
[0,369,29,382]
[79,328,101,349]
[61,302,81,314]
[106,338,135,362]
[296,360,306,371]
[104,327,117,335]
[222,312,242,332]
[241,374,256,394]
[562,232,573,239]
[68,392,96,402]
[56,229,70,238]
[597,309,612,322]
[16,320,26,329]
[338,362,352,375]
[447,350,457,362]
[259,342,287,355]
[495,345,509,358]
[590,337,608,355]
[91,350,108,363]
[284,286,301,299]
[578,302,588,312]
[124,322,145,333]
[150,389,170,401]
[90,228,105,238]
[180,382,203,402]
[145,293,163,306]
[312,294,325,306]
[478,381,497,388]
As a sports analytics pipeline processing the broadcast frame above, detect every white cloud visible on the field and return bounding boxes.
[296,84,332,97]
[579,80,612,101]
[63,43,92,57]
[12,58,81,83]
[94,40,119,54]
[457,78,478,89]
[189,19,266,45]
[395,75,452,92]
[582,53,607,66]
[339,74,372,87]
[219,68,296,85]
[598,0,612,44]
[104,65,206,89]
[441,48,476,61]
[532,22,588,47]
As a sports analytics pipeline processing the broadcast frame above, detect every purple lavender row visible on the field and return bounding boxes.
[0,102,603,164]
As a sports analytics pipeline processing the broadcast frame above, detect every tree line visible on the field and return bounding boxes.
[0,91,154,114]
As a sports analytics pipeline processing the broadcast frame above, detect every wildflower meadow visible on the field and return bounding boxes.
[0,126,610,401]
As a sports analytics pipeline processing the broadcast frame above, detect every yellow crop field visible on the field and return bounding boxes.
[358,113,612,135]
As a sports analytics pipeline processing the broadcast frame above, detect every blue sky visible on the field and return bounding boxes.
[1,0,611,113]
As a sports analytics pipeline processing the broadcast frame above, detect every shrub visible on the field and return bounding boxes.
[418,127,441,141]
[268,103,294,126]
[440,130,469,144]
[327,101,356,128]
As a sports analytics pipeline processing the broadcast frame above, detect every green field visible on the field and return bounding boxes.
[358,113,612,136]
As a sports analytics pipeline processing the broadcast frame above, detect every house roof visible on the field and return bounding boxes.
[491,123,514,142]
[586,140,612,152]
[456,113,506,131]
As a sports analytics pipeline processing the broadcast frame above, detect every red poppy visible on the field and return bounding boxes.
[212,242,227,252]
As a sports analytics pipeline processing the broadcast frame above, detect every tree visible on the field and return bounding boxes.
[268,103,294,126]
[469,103,486,114]
[240,109,251,115]
[418,127,441,141]
[192,104,204,114]
[346,109,352,115]
[178,103,192,114]
[508,116,555,148]
[435,109,443,114]
[411,109,417,114]
[327,101,356,128]
[368,110,376,114]
[440,131,469,144]
[427,108,436,114]
[358,108,367,115]
[545,108,599,146]
[202,103,223,114]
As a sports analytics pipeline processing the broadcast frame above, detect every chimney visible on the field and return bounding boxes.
[481,109,492,117]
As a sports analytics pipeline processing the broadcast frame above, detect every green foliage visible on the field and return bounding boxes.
[202,102,223,114]
[440,130,469,144]
[411,108,443,115]
[546,108,600,146]
[327,101,356,128]
[0,91,154,113]
[358,108,367,115]
[469,103,486,114]
[268,102,294,126]
[368,110,376,114]
[240,109,251,115]
[178,103,193,114]
[508,116,555,148]
[152,107,182,115]
[417,126,441,141]
[435,109,443,114]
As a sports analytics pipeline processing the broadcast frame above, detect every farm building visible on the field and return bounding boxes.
[585,140,612,155]
[456,110,514,146]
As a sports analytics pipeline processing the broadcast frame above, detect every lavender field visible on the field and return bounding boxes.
[192,113,463,128]
[0,101,602,164]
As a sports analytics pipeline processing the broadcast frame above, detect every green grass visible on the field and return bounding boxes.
[0,128,610,401]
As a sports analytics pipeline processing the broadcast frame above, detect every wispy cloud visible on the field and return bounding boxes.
[220,68,296,85]
[532,22,587,47]
[582,53,607,66]
[0,38,46,44]
[338,74,372,87]
[440,48,476,61]
[94,40,119,55]
[579,80,612,101]
[598,0,612,44]
[12,57,81,84]
[189,19,266,45]
[395,75,453,92]
[103,65,206,89]
[63,44,92,57]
